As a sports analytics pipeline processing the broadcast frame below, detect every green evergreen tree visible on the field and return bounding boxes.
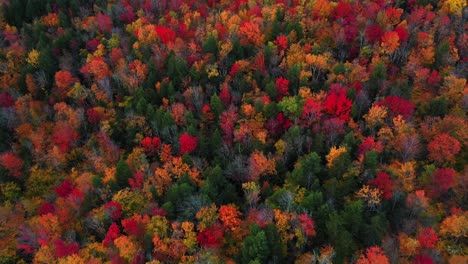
[200,166,238,205]
[210,94,223,119]
[239,224,271,264]
[202,35,219,59]
[115,159,132,189]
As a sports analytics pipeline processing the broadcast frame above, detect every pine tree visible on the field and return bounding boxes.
[115,159,132,189]
[239,224,271,263]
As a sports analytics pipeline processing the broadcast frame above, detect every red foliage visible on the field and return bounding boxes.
[53,124,79,152]
[275,77,290,100]
[413,255,434,264]
[230,62,241,77]
[54,239,79,258]
[141,136,161,155]
[105,201,123,220]
[151,208,167,217]
[394,24,408,42]
[0,93,14,108]
[155,26,176,44]
[196,223,224,248]
[427,133,461,163]
[331,2,354,20]
[54,179,75,198]
[358,136,383,156]
[431,168,456,194]
[179,133,198,155]
[220,106,238,144]
[376,96,414,118]
[86,39,100,52]
[323,91,352,121]
[266,113,292,136]
[96,13,113,33]
[38,202,55,216]
[129,170,145,189]
[122,216,146,237]
[215,22,227,40]
[103,222,120,247]
[418,227,438,249]
[344,23,357,43]
[274,35,288,51]
[0,153,23,178]
[366,25,383,44]
[219,85,231,107]
[298,214,316,237]
[322,117,346,137]
[369,172,393,199]
[427,70,441,86]
[119,8,136,23]
[87,107,104,123]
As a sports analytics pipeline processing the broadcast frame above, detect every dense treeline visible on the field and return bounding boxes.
[0,0,466,263]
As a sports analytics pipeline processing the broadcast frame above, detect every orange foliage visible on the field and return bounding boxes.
[248,151,276,181]
[238,21,264,47]
[356,246,390,264]
[380,31,400,54]
[219,205,242,231]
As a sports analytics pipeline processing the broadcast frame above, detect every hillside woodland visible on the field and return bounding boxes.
[0,0,467,263]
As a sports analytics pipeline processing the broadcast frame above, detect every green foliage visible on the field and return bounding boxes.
[203,35,219,59]
[165,51,188,87]
[278,96,302,119]
[427,96,448,117]
[288,152,321,189]
[115,159,132,189]
[26,167,62,198]
[200,166,238,205]
[239,224,271,264]
[210,94,223,118]
[286,64,301,95]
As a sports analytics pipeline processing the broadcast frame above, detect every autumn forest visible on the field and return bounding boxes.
[0,0,467,263]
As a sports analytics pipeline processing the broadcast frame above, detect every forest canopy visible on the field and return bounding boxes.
[0,0,467,263]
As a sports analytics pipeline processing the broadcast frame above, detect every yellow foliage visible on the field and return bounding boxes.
[388,161,416,192]
[275,139,286,156]
[399,233,419,258]
[274,209,293,244]
[103,167,116,184]
[356,185,382,209]
[196,204,218,231]
[440,75,467,106]
[58,254,86,264]
[33,245,56,264]
[443,0,466,14]
[305,54,329,70]
[364,105,388,129]
[298,87,313,99]
[282,43,306,69]
[26,49,40,67]
[220,41,233,58]
[146,215,170,238]
[439,212,468,238]
[326,146,347,168]
[114,235,139,260]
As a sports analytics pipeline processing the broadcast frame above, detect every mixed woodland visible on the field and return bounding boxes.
[0,0,467,263]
